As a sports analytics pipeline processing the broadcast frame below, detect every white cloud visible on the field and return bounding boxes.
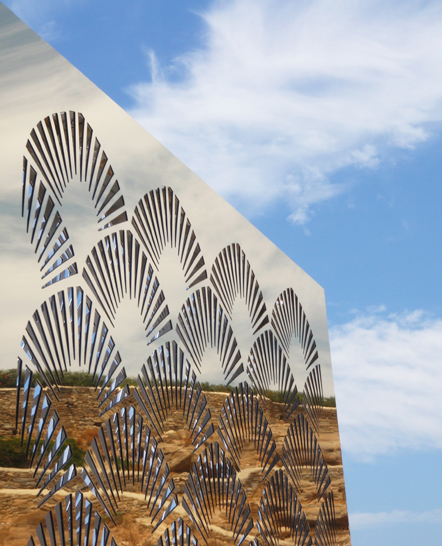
[4,0,85,40]
[128,0,442,223]
[330,309,442,459]
[350,508,442,529]
[38,20,62,42]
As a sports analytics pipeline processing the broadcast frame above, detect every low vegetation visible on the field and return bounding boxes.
[0,435,85,468]
[0,369,335,407]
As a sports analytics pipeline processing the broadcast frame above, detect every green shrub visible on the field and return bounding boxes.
[199,382,234,394]
[323,396,336,407]
[0,435,29,467]
[0,369,17,389]
[0,435,85,469]
[1,367,337,408]
[67,437,86,467]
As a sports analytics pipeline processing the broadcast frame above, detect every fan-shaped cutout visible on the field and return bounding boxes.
[217,382,278,476]
[22,112,128,288]
[15,360,130,509]
[314,491,337,546]
[281,413,331,500]
[82,405,177,530]
[210,243,269,335]
[132,186,207,289]
[27,491,118,546]
[157,518,199,546]
[176,286,245,385]
[271,288,319,370]
[182,441,254,545]
[133,341,215,449]
[246,330,299,416]
[82,229,171,344]
[20,287,124,395]
[256,469,312,546]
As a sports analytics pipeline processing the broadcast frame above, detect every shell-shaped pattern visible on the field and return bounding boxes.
[22,111,128,288]
[176,286,244,384]
[27,492,118,546]
[132,187,207,288]
[210,243,269,334]
[12,108,346,546]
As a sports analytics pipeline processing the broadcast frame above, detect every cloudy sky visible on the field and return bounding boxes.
[4,1,442,544]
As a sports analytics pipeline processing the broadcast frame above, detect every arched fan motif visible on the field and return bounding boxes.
[182,442,254,546]
[210,243,269,334]
[132,186,207,288]
[13,112,344,546]
[246,330,299,416]
[22,111,128,288]
[82,229,171,343]
[82,405,178,528]
[27,492,118,546]
[315,492,337,546]
[15,359,130,511]
[176,286,244,384]
[281,413,331,500]
[271,288,319,369]
[217,381,278,476]
[20,287,125,396]
[132,341,215,447]
[256,470,312,546]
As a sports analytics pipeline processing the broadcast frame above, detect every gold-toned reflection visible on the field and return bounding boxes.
[0,4,350,545]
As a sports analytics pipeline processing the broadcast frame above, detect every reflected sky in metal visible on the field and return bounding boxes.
[0,2,335,399]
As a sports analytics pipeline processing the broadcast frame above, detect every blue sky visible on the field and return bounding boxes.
[4,1,442,544]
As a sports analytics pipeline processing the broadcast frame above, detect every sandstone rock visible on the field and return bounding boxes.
[0,387,351,546]
[168,449,194,473]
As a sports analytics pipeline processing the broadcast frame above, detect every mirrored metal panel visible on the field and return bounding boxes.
[0,3,350,545]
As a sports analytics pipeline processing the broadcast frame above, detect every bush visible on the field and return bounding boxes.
[0,369,108,389]
[0,435,29,467]
[0,369,17,389]
[67,437,86,467]
[0,435,86,468]
[199,382,234,394]
[323,396,336,407]
[0,368,140,390]
[1,367,337,408]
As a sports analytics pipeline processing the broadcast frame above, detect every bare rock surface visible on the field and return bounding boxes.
[0,388,351,545]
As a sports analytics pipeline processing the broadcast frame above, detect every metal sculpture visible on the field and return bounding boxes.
[132,187,208,289]
[210,243,269,334]
[182,442,254,545]
[27,492,118,546]
[0,8,350,543]
[217,381,278,476]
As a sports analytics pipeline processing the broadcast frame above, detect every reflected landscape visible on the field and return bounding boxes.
[0,4,351,545]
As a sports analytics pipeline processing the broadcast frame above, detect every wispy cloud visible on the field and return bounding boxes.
[4,0,84,40]
[350,508,442,529]
[38,20,62,42]
[330,309,442,459]
[128,0,442,223]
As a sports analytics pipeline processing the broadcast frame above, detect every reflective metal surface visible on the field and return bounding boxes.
[0,3,350,545]
[27,492,118,546]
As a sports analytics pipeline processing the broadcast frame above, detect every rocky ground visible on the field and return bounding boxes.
[0,388,351,545]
